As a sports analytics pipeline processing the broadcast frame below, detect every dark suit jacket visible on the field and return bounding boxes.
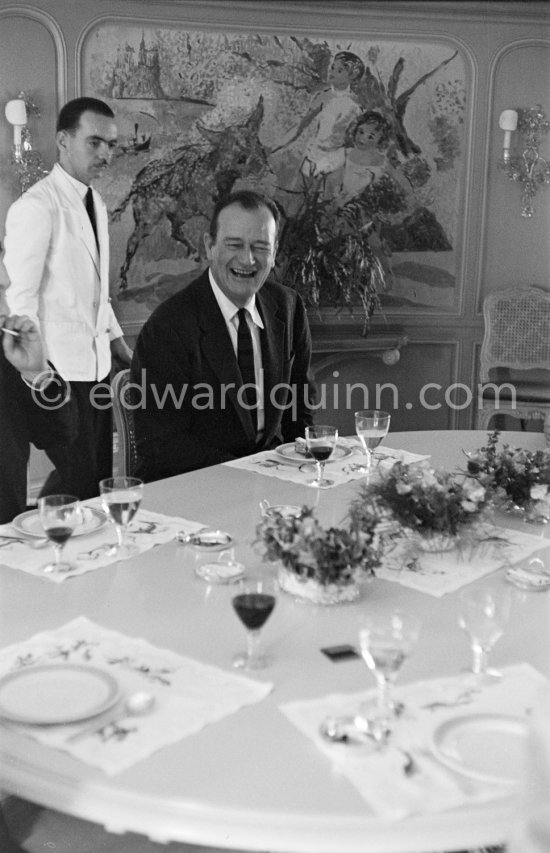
[131,272,316,482]
[0,354,75,523]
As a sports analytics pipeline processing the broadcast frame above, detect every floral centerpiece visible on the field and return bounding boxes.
[255,503,386,605]
[356,459,489,551]
[466,430,550,523]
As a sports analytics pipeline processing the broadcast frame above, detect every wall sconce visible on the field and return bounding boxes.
[499,104,550,218]
[4,91,47,194]
[5,95,27,162]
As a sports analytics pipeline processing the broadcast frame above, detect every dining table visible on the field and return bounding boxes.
[0,429,549,853]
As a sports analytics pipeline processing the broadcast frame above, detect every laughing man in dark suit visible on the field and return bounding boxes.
[131,189,316,482]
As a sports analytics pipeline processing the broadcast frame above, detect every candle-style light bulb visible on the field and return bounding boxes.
[499,109,518,162]
[5,98,27,162]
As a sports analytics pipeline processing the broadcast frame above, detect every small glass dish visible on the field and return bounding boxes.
[178,529,233,550]
[506,559,550,591]
[261,504,302,519]
[195,560,244,584]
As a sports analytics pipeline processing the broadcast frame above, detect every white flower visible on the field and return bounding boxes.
[395,481,412,495]
[462,479,485,503]
[531,483,550,501]
[420,469,439,488]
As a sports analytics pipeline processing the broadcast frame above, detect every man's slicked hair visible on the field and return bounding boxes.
[209,189,281,242]
[56,97,114,134]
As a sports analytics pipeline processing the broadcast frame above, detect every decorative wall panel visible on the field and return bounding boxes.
[79,21,470,331]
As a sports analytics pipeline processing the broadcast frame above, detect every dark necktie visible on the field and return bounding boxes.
[237,308,257,429]
[84,186,99,250]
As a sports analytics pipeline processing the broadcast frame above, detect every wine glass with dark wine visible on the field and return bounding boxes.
[231,576,276,670]
[99,476,143,559]
[305,425,338,488]
[38,494,82,574]
[354,410,391,477]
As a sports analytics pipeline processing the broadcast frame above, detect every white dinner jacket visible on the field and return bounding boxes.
[3,163,122,381]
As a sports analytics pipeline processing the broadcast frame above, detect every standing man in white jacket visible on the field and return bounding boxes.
[3,97,132,500]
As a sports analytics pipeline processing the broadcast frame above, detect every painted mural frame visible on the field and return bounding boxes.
[80,18,469,332]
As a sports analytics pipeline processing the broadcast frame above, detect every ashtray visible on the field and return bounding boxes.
[178,529,233,550]
[262,504,302,519]
[506,559,550,591]
[195,561,244,584]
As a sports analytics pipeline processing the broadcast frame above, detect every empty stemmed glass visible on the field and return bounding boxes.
[356,610,421,744]
[38,494,82,573]
[305,425,338,488]
[354,410,391,477]
[458,584,512,686]
[231,576,276,670]
[99,476,143,559]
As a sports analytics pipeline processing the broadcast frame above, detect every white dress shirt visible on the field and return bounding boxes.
[209,270,265,437]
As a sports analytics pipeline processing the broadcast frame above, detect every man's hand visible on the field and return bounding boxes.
[0,313,49,381]
[110,335,133,367]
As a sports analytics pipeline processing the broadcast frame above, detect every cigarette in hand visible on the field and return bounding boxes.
[1,327,20,338]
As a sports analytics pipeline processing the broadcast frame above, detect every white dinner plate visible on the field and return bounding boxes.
[431,712,527,785]
[12,506,108,539]
[275,443,352,464]
[0,664,120,725]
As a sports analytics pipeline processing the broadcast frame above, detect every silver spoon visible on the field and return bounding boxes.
[67,690,155,743]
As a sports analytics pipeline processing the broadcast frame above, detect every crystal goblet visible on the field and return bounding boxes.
[354,410,391,478]
[99,476,143,559]
[356,609,421,744]
[38,494,82,574]
[458,584,512,685]
[305,425,338,488]
[232,576,276,670]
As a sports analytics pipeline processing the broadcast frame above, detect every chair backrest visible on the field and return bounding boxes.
[111,369,137,477]
[480,286,550,382]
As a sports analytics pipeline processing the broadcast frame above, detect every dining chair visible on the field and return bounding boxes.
[476,286,550,441]
[111,368,138,477]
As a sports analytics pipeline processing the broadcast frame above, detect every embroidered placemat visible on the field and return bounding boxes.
[0,616,273,775]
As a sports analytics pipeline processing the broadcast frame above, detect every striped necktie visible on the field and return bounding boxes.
[237,308,257,429]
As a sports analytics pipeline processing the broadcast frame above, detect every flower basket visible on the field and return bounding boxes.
[416,531,457,553]
[276,564,362,605]
[255,506,383,606]
[466,431,550,525]
[356,459,488,538]
[497,496,550,525]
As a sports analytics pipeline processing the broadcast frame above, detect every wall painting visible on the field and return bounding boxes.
[81,24,467,329]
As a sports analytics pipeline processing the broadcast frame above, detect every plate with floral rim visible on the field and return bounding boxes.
[0,664,120,725]
[12,506,108,539]
[275,443,352,464]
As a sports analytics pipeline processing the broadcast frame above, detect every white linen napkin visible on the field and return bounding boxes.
[280,663,547,820]
[376,525,548,597]
[0,501,206,582]
[0,616,273,775]
[225,439,430,488]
